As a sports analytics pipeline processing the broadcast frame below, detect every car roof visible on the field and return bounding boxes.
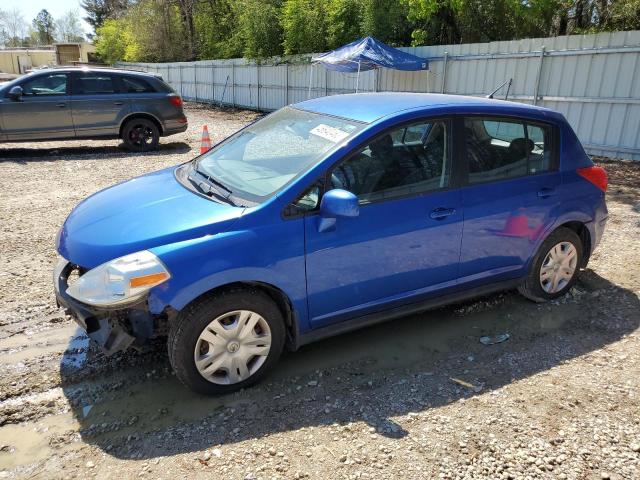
[294,92,559,124]
[26,66,160,79]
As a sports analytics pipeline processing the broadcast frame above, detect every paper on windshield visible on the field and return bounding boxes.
[310,124,350,143]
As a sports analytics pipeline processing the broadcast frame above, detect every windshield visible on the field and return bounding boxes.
[195,107,365,202]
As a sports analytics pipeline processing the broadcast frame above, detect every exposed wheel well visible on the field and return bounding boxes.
[119,114,163,138]
[559,221,592,268]
[181,282,297,350]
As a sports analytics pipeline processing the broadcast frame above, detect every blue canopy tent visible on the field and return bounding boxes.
[311,36,429,94]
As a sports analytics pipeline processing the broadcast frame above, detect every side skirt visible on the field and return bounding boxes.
[294,278,523,349]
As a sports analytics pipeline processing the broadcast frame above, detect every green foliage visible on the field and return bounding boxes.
[195,0,243,59]
[610,0,640,29]
[362,0,413,46]
[95,19,128,63]
[236,0,284,58]
[282,0,328,54]
[32,9,56,45]
[90,0,640,63]
[81,0,131,30]
[326,0,364,49]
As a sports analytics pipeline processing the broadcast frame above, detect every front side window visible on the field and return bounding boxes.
[330,120,450,204]
[464,118,553,184]
[20,73,68,96]
[74,74,118,95]
[195,107,364,202]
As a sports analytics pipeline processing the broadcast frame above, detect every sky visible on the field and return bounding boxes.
[1,0,93,35]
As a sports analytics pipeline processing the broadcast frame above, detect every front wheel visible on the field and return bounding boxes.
[122,118,160,151]
[518,227,583,302]
[168,289,285,395]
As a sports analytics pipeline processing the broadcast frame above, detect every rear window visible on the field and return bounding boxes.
[122,76,156,93]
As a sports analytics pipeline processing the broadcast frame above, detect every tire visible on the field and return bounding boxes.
[168,288,285,395]
[518,227,583,303]
[121,118,160,151]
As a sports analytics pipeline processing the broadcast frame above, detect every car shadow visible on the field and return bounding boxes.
[59,270,639,459]
[0,142,191,163]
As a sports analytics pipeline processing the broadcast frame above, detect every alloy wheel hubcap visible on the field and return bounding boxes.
[130,125,153,145]
[539,241,578,294]
[194,310,271,385]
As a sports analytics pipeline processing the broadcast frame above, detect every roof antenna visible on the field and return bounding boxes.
[487,78,512,100]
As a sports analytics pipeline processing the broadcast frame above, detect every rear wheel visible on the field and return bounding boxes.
[122,118,160,151]
[168,288,285,395]
[518,227,583,302]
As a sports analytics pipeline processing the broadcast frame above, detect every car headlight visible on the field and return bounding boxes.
[66,250,171,307]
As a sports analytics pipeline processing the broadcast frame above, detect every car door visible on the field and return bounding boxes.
[1,72,74,140]
[303,119,463,328]
[70,72,130,137]
[459,116,561,285]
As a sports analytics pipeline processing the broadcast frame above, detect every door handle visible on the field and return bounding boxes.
[537,187,556,198]
[430,207,456,220]
[113,101,124,106]
[55,103,66,108]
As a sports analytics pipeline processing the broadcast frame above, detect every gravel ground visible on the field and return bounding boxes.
[0,103,638,480]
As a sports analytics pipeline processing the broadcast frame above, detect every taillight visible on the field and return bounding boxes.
[577,166,608,192]
[168,95,183,107]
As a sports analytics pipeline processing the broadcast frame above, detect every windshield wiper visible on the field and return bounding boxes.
[188,166,238,206]
[193,162,233,194]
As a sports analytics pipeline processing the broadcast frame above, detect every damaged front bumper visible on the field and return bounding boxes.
[53,258,162,355]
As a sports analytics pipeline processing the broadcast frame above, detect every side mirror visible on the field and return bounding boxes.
[8,86,23,101]
[318,189,359,232]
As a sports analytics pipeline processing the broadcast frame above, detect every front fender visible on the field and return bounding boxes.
[147,220,309,333]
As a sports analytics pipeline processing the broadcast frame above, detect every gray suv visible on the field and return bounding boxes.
[0,67,187,151]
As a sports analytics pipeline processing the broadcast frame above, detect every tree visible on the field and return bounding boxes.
[361,0,413,46]
[326,0,364,49]
[95,18,130,62]
[176,0,198,60]
[195,0,243,59]
[81,0,130,31]
[282,0,328,54]
[32,9,56,45]
[2,7,29,47]
[404,0,462,45]
[608,0,640,30]
[235,0,283,58]
[56,10,86,42]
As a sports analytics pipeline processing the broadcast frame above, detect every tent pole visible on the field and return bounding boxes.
[356,61,361,94]
[308,64,313,99]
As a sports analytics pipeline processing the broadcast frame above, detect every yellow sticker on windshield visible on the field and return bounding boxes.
[310,124,350,143]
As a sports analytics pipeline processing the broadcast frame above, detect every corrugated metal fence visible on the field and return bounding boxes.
[118,30,640,160]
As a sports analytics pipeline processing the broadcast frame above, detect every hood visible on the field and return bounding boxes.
[58,166,243,268]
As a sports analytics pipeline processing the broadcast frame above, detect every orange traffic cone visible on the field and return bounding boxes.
[200,125,212,154]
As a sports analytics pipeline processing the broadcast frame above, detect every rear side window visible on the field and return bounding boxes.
[74,74,118,95]
[464,118,554,184]
[20,73,68,96]
[122,76,155,93]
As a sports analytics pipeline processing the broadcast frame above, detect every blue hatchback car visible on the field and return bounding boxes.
[54,93,608,394]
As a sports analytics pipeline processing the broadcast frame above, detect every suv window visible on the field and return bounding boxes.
[20,73,68,96]
[73,74,118,95]
[122,76,155,93]
[464,118,553,184]
[331,120,450,204]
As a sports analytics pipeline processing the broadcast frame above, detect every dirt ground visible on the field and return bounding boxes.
[0,103,638,480]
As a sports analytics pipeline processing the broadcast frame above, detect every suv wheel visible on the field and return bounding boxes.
[168,289,285,395]
[518,227,583,302]
[122,118,160,151]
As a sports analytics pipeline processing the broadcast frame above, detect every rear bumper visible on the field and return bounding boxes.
[163,118,188,136]
[53,258,156,355]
